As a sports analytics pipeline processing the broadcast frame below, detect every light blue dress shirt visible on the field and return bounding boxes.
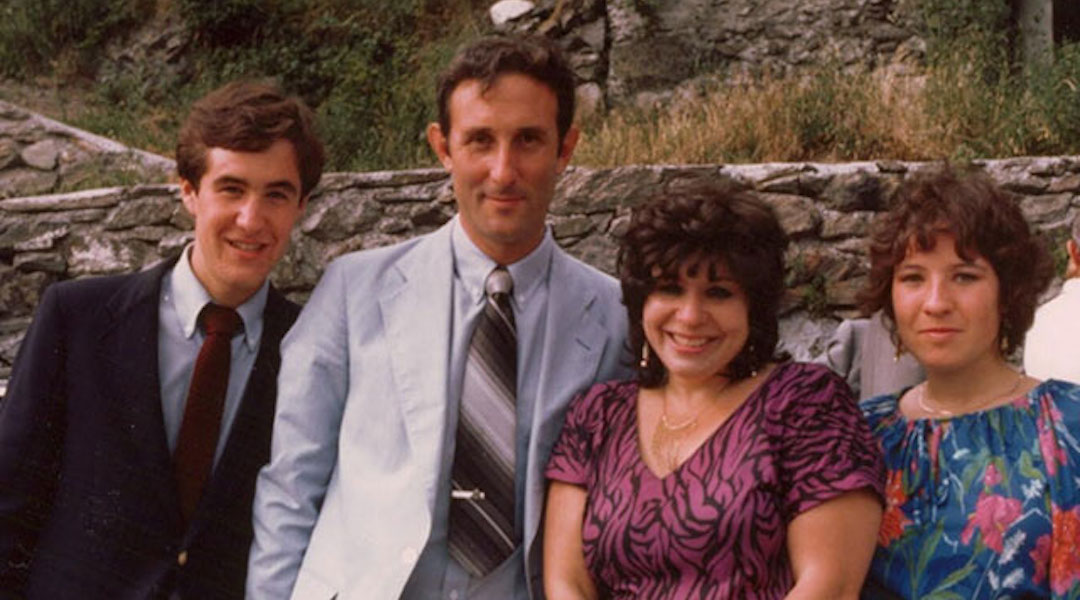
[401,219,553,600]
[158,245,268,466]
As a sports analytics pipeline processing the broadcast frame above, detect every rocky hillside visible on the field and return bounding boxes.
[499,0,923,114]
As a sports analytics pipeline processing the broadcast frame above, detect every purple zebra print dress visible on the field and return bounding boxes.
[545,362,884,599]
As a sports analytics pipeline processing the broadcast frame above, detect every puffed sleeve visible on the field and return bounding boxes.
[545,381,627,486]
[1035,381,1080,598]
[771,363,885,520]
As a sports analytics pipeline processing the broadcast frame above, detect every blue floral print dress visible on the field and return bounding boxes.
[861,379,1080,599]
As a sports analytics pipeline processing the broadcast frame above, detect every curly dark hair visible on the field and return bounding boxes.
[619,181,791,387]
[435,34,575,146]
[859,166,1053,355]
[176,80,325,199]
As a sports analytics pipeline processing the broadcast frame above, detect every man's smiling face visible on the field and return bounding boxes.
[181,138,305,307]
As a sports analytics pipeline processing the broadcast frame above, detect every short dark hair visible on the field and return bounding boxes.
[435,34,576,145]
[859,166,1053,355]
[176,80,325,199]
[619,181,791,386]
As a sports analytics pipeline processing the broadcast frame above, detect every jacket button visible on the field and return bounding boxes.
[177,550,188,566]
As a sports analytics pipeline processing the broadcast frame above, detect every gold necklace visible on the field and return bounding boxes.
[660,411,698,431]
[915,371,1025,418]
[651,393,710,473]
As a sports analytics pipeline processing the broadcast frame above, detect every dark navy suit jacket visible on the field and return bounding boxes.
[0,257,299,599]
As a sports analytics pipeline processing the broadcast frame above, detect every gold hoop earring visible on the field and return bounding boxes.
[894,341,904,363]
[640,343,650,368]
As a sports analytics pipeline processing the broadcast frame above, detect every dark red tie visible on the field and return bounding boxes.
[173,303,242,522]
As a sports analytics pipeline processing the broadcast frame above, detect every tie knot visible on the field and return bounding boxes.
[485,267,513,298]
[200,304,242,337]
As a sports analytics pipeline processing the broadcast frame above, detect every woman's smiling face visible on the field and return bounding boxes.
[642,259,750,386]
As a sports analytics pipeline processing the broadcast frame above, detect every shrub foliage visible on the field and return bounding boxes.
[0,0,153,78]
[1,0,1079,169]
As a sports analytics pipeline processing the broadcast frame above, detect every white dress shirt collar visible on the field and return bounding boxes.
[170,244,268,351]
[449,216,554,310]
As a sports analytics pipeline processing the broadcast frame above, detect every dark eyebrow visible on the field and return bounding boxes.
[265,180,299,195]
[461,127,493,138]
[212,175,298,196]
[894,264,926,275]
[211,175,247,187]
[518,126,548,138]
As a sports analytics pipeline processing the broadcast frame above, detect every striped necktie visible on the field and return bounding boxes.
[448,266,518,578]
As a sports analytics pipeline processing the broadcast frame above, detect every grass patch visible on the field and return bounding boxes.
[54,154,159,192]
[575,67,937,166]
[574,40,1080,167]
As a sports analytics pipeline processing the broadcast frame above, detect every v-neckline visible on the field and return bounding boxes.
[631,365,779,482]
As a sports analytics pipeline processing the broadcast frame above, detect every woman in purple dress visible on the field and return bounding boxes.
[543,182,885,599]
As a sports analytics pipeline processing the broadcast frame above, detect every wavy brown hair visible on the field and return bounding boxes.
[859,166,1053,355]
[619,181,790,387]
[176,80,325,199]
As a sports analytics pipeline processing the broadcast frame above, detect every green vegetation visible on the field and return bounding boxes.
[578,0,1080,165]
[574,66,909,165]
[0,0,487,171]
[914,0,1080,160]
[53,160,146,193]
[0,0,153,79]
[1044,227,1074,277]
[1,0,1079,170]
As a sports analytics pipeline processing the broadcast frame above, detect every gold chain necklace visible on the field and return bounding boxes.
[651,394,710,473]
[915,371,1025,418]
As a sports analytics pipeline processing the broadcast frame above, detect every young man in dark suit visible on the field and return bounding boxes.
[0,80,324,599]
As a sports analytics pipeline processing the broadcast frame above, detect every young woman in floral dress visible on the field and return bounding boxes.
[859,167,1080,599]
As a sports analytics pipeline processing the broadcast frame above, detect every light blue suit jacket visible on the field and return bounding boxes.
[247,221,630,599]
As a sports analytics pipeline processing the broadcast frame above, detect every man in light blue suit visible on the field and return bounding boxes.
[247,34,631,599]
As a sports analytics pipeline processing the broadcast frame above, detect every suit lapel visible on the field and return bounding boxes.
[198,289,298,504]
[185,288,299,542]
[96,259,179,518]
[523,250,608,550]
[379,224,455,507]
[214,287,297,470]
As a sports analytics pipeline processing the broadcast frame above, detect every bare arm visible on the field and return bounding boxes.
[784,489,882,600]
[543,480,599,600]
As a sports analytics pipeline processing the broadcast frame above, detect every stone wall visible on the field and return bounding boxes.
[0,100,173,199]
[496,0,923,114]
[3,156,1078,383]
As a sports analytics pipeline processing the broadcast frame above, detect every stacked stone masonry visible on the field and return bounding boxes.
[0,100,174,200]
[498,0,923,114]
[3,156,1078,381]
